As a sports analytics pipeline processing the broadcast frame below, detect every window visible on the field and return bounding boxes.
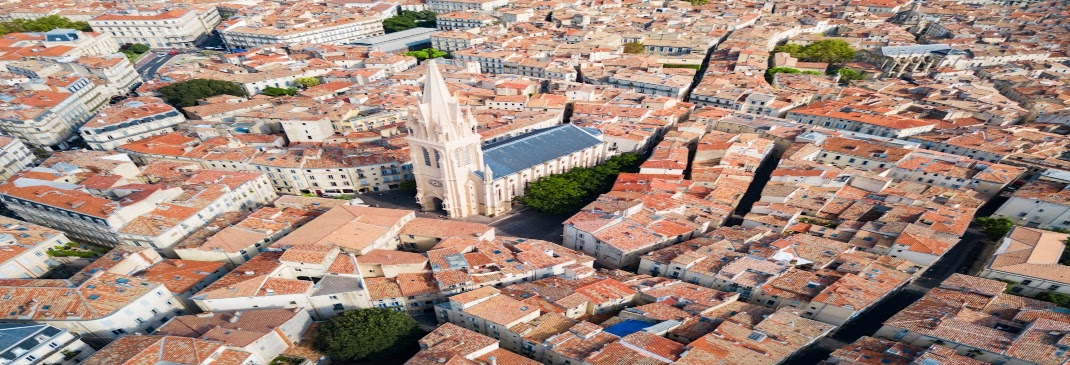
[422,148,431,166]
[1051,285,1061,291]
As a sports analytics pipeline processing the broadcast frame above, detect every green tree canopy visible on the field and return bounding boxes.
[157,79,247,108]
[800,39,856,64]
[838,67,864,84]
[765,66,800,83]
[383,10,437,33]
[294,77,320,89]
[0,15,91,36]
[623,42,646,54]
[686,0,709,5]
[404,48,450,61]
[518,153,644,215]
[262,87,297,97]
[772,43,804,56]
[313,308,420,361]
[772,40,856,64]
[976,217,1015,239]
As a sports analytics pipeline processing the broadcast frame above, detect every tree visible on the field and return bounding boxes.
[382,10,437,33]
[262,87,297,97]
[519,175,587,215]
[518,153,644,215]
[126,43,150,54]
[404,48,449,61]
[800,39,856,64]
[0,15,91,36]
[765,66,800,83]
[975,217,1015,239]
[838,67,864,84]
[313,308,420,361]
[157,79,247,108]
[1037,292,1070,308]
[686,0,709,5]
[802,70,823,75]
[772,43,804,57]
[622,42,646,54]
[399,180,417,195]
[772,40,856,64]
[294,77,320,89]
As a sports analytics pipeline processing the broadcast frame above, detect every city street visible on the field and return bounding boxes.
[352,190,567,243]
[135,52,176,80]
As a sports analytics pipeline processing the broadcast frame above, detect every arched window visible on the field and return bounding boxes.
[465,145,473,165]
[434,150,441,168]
[422,147,431,166]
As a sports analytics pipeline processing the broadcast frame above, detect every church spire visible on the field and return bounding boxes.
[422,59,454,118]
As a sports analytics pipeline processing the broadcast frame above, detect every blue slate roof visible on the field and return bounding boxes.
[480,124,603,179]
[0,323,55,361]
[879,44,951,57]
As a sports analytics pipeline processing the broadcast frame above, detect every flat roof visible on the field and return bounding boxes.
[351,27,441,52]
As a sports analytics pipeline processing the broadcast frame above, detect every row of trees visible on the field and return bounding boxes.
[404,47,449,61]
[383,10,437,33]
[772,39,857,65]
[518,153,644,215]
[0,15,91,36]
[157,79,247,108]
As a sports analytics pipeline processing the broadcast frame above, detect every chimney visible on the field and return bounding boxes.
[488,356,497,365]
[229,311,242,323]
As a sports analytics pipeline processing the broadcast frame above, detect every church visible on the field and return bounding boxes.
[407,60,607,218]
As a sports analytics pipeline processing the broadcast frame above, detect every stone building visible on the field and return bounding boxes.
[407,60,606,218]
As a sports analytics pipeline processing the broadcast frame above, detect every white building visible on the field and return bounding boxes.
[980,226,1070,296]
[219,16,384,49]
[0,271,185,346]
[0,216,70,279]
[0,323,96,365]
[0,136,34,182]
[993,180,1070,230]
[89,9,215,48]
[426,0,508,13]
[0,77,102,150]
[80,97,186,150]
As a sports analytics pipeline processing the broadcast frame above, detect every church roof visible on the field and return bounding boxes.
[480,124,603,179]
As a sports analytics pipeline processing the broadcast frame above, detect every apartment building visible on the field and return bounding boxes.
[993,179,1070,230]
[786,101,938,138]
[430,30,486,52]
[887,150,1025,196]
[191,249,370,320]
[80,97,186,150]
[0,135,33,181]
[117,133,415,196]
[81,335,256,364]
[427,0,508,13]
[0,271,185,346]
[0,324,96,365]
[0,78,101,149]
[436,12,496,30]
[979,226,1070,296]
[220,16,384,49]
[274,205,415,254]
[155,308,313,364]
[118,170,277,253]
[174,206,320,268]
[89,9,216,48]
[876,274,1070,365]
[0,216,69,279]
[69,54,140,94]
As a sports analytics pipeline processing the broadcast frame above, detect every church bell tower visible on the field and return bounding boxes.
[406,60,484,218]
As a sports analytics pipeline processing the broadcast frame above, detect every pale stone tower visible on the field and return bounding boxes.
[407,60,484,217]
